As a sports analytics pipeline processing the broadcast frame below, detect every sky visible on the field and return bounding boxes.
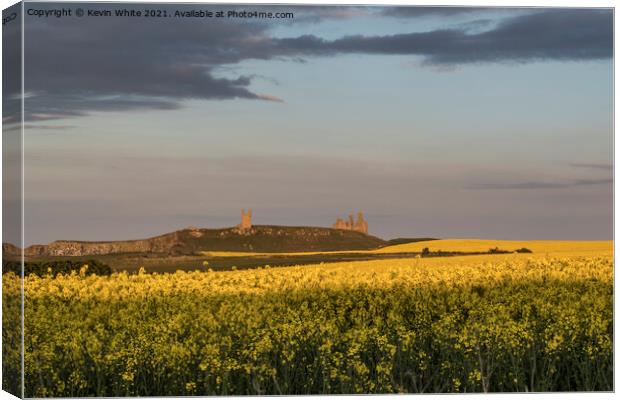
[3,4,613,245]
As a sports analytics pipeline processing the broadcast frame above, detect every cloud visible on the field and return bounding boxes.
[570,163,613,171]
[17,6,612,122]
[24,125,75,131]
[256,94,284,103]
[381,6,488,18]
[3,10,22,130]
[467,178,612,190]
[273,9,612,65]
[290,6,375,23]
[20,5,283,121]
[574,178,613,185]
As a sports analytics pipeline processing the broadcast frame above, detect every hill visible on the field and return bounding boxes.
[18,225,388,257]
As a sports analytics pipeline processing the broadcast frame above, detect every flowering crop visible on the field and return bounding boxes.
[3,254,612,396]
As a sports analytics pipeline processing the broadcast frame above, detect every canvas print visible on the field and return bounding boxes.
[1,2,614,397]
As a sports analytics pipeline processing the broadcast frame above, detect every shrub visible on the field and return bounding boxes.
[2,259,112,277]
[488,247,511,254]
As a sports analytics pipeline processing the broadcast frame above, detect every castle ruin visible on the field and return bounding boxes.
[239,209,252,231]
[332,212,368,234]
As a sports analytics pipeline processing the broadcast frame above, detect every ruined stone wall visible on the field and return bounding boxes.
[332,212,368,234]
[239,209,252,231]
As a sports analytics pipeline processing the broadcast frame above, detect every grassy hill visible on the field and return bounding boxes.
[170,225,387,253]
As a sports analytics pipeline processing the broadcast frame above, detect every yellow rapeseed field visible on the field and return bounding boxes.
[3,251,613,396]
[203,239,613,258]
[373,239,613,256]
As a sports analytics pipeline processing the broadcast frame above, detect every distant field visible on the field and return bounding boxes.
[17,239,613,274]
[204,239,613,258]
[374,239,613,256]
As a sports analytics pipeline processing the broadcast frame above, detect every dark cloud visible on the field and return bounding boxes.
[2,115,21,125]
[22,4,285,121]
[19,6,612,121]
[467,178,612,190]
[273,9,612,64]
[2,5,21,99]
[288,6,375,23]
[3,5,22,133]
[382,6,489,18]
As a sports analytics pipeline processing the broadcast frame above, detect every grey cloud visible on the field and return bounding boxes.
[468,182,568,190]
[22,6,284,121]
[570,163,613,170]
[20,6,612,122]
[24,125,75,131]
[27,111,83,121]
[467,178,612,190]
[27,95,182,115]
[382,6,490,18]
[273,9,612,65]
[2,6,21,99]
[2,115,21,125]
[3,6,22,134]
[289,6,375,23]
[456,18,495,32]
[574,178,613,185]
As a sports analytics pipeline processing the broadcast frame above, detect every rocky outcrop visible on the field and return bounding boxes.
[23,231,184,257]
[2,243,21,257]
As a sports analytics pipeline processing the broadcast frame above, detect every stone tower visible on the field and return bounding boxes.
[239,209,252,231]
[332,211,368,234]
[354,212,368,234]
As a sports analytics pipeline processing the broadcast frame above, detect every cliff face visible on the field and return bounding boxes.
[23,232,183,257]
[2,243,21,257]
[17,225,386,257]
[26,237,176,257]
